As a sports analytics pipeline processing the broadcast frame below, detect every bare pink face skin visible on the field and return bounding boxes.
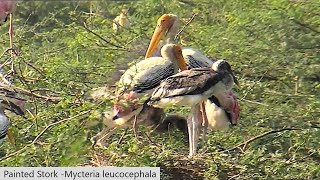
[215,91,240,124]
[113,91,141,119]
[229,92,240,124]
[0,0,15,23]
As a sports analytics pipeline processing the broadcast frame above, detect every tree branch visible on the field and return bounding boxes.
[222,127,303,153]
[174,13,197,41]
[0,85,62,102]
[82,22,127,50]
[290,18,320,34]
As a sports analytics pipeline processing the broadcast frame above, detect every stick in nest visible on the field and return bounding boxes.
[174,13,198,41]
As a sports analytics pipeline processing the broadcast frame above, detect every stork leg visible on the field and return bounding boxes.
[187,114,194,157]
[200,101,208,143]
[193,105,201,155]
[133,114,138,139]
[9,14,13,49]
[188,105,201,157]
[92,126,117,148]
[9,13,15,57]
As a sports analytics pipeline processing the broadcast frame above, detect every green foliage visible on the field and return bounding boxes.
[0,0,319,179]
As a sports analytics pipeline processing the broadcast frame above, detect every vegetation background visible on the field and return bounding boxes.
[0,0,319,179]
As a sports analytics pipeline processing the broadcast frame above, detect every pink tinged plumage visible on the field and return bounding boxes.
[216,91,240,125]
[0,0,15,23]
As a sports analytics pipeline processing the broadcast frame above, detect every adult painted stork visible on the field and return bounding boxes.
[145,14,214,68]
[0,0,15,51]
[113,8,131,33]
[148,61,238,156]
[92,44,188,146]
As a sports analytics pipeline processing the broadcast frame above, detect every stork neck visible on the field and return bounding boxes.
[161,52,180,72]
[166,19,179,44]
[166,36,175,44]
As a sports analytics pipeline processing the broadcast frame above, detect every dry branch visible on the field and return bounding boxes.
[83,23,127,50]
[290,18,320,34]
[222,128,303,153]
[0,85,62,102]
[175,13,197,41]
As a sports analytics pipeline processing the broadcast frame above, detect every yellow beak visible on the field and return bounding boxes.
[177,54,188,71]
[7,128,15,146]
[145,26,166,59]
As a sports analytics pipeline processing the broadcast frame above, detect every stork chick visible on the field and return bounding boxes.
[113,9,131,33]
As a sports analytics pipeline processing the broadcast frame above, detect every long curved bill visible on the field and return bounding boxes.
[7,128,15,145]
[145,26,166,59]
[231,72,239,86]
[176,53,188,71]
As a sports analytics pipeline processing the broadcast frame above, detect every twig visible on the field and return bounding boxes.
[32,110,91,143]
[174,13,197,41]
[241,99,269,106]
[117,128,128,144]
[0,144,31,162]
[143,131,159,147]
[82,22,127,50]
[264,90,315,97]
[0,110,92,162]
[1,85,62,102]
[290,18,320,34]
[222,128,303,153]
[240,70,268,101]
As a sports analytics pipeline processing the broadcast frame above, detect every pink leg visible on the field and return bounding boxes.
[188,105,201,157]
[200,101,208,142]
[9,13,14,53]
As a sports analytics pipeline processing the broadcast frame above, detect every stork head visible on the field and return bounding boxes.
[0,0,15,24]
[145,14,179,59]
[112,91,143,121]
[161,44,187,71]
[206,91,240,130]
[112,103,139,121]
[211,59,239,86]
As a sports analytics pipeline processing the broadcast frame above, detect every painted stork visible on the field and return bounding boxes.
[144,14,214,68]
[92,44,188,146]
[113,44,187,121]
[144,14,239,144]
[147,61,238,156]
[113,8,131,33]
[0,0,15,51]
